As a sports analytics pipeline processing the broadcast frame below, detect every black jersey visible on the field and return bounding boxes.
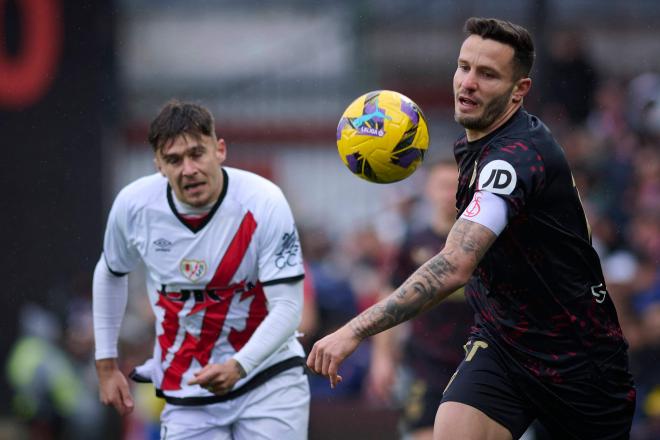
[391,226,473,387]
[454,108,628,382]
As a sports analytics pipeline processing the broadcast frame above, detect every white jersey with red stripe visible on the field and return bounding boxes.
[102,166,305,399]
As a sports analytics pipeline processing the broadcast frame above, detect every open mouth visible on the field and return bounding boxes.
[458,96,479,108]
[183,182,205,192]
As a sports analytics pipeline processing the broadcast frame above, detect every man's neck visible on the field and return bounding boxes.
[465,103,522,142]
[172,196,215,216]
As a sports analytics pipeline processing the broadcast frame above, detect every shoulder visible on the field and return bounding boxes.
[112,172,167,211]
[225,167,288,209]
[482,112,547,164]
[453,132,469,154]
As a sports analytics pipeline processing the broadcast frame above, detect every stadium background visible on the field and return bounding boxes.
[1,0,659,438]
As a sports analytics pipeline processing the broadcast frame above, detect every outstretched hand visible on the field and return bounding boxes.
[306,325,362,388]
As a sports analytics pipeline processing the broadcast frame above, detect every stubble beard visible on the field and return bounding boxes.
[455,87,513,131]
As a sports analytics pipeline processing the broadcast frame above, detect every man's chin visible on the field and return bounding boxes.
[180,192,209,207]
[455,114,485,130]
[187,198,209,208]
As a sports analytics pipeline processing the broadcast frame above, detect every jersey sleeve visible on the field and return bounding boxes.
[256,188,305,285]
[102,191,141,275]
[476,142,546,218]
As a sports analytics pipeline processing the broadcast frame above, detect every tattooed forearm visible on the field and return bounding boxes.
[349,254,458,339]
[348,218,497,340]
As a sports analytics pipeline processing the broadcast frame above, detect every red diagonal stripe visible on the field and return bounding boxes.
[159,210,258,390]
[194,295,233,366]
[228,283,268,352]
[207,211,257,289]
[156,294,186,362]
[161,332,197,390]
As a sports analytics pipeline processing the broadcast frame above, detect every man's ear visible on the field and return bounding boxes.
[216,138,228,163]
[154,156,165,176]
[512,77,532,103]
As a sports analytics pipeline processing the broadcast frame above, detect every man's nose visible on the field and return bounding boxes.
[182,157,197,175]
[461,70,478,91]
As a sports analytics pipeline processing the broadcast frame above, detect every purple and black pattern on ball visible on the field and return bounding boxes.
[346,153,361,173]
[337,117,349,141]
[346,152,377,181]
[393,147,425,168]
[390,117,425,168]
[400,99,420,126]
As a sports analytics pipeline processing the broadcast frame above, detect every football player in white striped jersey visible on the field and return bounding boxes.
[93,100,310,439]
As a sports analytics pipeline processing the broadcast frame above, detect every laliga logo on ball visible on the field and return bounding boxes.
[336,90,429,184]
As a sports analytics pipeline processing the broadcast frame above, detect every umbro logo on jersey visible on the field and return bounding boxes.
[180,259,207,282]
[478,160,517,195]
[153,238,173,252]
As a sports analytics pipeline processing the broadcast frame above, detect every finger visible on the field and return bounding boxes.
[314,346,325,375]
[188,369,214,386]
[111,393,130,416]
[321,351,333,376]
[306,346,317,371]
[193,363,214,377]
[188,375,203,385]
[118,384,134,415]
[330,373,343,389]
[328,357,338,388]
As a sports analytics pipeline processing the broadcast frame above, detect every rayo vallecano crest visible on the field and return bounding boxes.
[180,259,207,282]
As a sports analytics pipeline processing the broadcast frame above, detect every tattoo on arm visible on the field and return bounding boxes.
[448,218,494,262]
[349,219,496,339]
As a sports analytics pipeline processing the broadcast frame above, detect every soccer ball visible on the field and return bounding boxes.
[336,90,429,183]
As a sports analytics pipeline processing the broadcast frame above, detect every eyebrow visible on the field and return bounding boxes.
[458,57,502,74]
[162,144,206,157]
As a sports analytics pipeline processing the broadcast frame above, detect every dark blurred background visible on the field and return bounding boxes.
[1,0,658,439]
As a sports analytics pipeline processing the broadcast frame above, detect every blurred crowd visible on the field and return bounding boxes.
[5,38,659,439]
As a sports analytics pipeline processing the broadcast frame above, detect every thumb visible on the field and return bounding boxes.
[120,384,134,409]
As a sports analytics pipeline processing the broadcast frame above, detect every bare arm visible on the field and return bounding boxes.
[349,218,495,339]
[307,219,497,386]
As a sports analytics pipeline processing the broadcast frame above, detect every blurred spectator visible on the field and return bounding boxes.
[630,294,660,440]
[6,303,107,440]
[540,30,599,127]
[301,227,370,399]
[627,72,660,138]
[588,79,630,143]
[367,160,473,439]
[299,262,320,352]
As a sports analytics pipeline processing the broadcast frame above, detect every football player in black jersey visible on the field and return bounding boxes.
[308,17,635,440]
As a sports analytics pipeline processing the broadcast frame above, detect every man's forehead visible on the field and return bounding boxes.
[160,133,208,155]
[459,35,515,71]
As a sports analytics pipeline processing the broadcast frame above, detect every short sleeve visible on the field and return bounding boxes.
[477,142,545,218]
[103,192,141,275]
[256,188,305,285]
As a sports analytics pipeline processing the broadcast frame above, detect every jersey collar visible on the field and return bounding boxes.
[466,107,525,151]
[167,168,229,233]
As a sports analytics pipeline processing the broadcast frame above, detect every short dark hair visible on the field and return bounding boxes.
[148,99,216,153]
[464,17,535,80]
